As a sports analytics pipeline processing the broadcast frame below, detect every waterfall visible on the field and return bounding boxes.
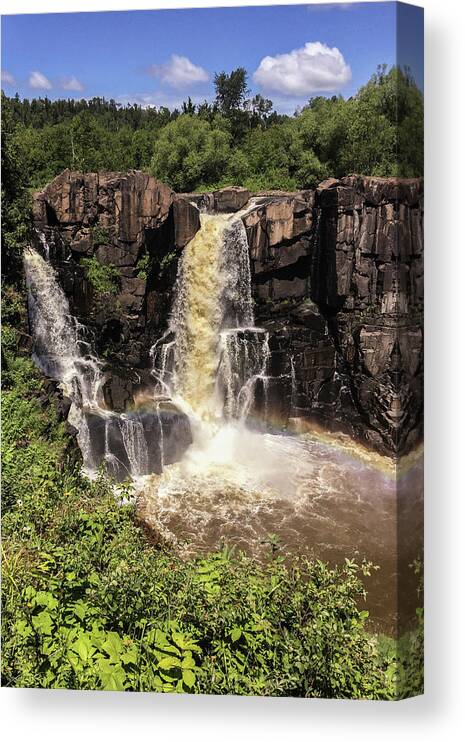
[24,248,103,469]
[119,415,149,478]
[155,402,165,471]
[152,213,269,424]
[25,210,272,484]
[24,246,193,481]
[24,249,101,405]
[217,328,270,421]
[170,214,227,418]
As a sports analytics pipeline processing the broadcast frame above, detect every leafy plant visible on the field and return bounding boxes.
[136,252,150,279]
[91,225,110,247]
[1,268,423,700]
[81,255,120,295]
[159,251,177,273]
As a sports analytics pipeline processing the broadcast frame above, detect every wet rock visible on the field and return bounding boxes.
[290,300,326,333]
[85,404,192,481]
[101,369,154,412]
[32,171,423,457]
[359,327,396,377]
[213,186,250,212]
[172,196,201,247]
[253,176,423,455]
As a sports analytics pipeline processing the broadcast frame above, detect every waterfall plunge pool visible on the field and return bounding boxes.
[135,421,423,635]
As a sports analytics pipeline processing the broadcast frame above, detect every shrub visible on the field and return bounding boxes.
[91,225,110,247]
[81,255,120,295]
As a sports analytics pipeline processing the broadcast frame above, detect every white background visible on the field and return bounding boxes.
[1,0,464,739]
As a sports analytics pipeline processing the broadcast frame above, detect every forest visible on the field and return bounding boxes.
[3,64,423,196]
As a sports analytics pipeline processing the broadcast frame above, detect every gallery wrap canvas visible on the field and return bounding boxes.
[1,1,423,699]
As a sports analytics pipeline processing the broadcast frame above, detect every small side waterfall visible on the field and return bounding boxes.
[152,213,270,425]
[24,248,102,468]
[24,246,191,481]
[119,416,149,478]
[217,328,270,421]
[24,249,102,405]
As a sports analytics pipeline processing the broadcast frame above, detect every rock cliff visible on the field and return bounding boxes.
[32,170,423,456]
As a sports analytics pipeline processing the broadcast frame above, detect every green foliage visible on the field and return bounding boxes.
[1,320,423,697]
[1,65,424,695]
[81,256,120,295]
[90,224,110,246]
[136,252,151,280]
[2,64,423,202]
[214,68,250,115]
[159,251,177,273]
[1,92,34,278]
[337,65,424,178]
[150,115,232,192]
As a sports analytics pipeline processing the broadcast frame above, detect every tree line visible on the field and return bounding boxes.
[2,64,422,194]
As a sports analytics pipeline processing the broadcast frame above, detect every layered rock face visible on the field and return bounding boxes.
[33,171,423,456]
[245,177,423,453]
[33,170,199,398]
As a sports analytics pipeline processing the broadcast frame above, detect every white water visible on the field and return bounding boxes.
[24,246,152,479]
[24,248,102,469]
[23,224,419,631]
[145,212,300,516]
[152,213,270,424]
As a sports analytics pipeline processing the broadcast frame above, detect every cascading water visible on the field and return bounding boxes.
[23,245,190,481]
[24,248,102,469]
[24,221,421,633]
[152,213,270,424]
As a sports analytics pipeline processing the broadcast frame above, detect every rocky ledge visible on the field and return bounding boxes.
[32,170,423,456]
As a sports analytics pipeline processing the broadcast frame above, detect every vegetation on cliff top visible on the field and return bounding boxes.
[2,64,423,196]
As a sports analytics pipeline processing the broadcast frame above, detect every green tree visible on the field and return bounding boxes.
[69,112,109,171]
[340,65,423,177]
[214,67,251,142]
[1,93,33,280]
[149,114,232,191]
[247,94,274,129]
[214,68,249,114]
[239,119,327,191]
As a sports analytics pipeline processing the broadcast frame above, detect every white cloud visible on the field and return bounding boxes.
[60,75,84,92]
[149,55,209,89]
[253,41,351,97]
[1,70,16,85]
[29,70,52,90]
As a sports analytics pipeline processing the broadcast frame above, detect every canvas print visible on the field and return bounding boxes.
[1,2,424,698]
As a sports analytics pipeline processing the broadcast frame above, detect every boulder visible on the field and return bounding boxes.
[290,300,327,333]
[172,196,201,247]
[213,186,250,212]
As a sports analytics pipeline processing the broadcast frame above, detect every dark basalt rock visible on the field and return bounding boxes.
[251,176,423,455]
[33,171,423,457]
[101,368,154,413]
[33,170,201,368]
[213,186,250,213]
[85,404,192,481]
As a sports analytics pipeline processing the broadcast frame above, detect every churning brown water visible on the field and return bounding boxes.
[141,213,423,635]
[137,425,423,634]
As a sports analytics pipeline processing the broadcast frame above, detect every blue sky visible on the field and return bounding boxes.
[1,2,423,113]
